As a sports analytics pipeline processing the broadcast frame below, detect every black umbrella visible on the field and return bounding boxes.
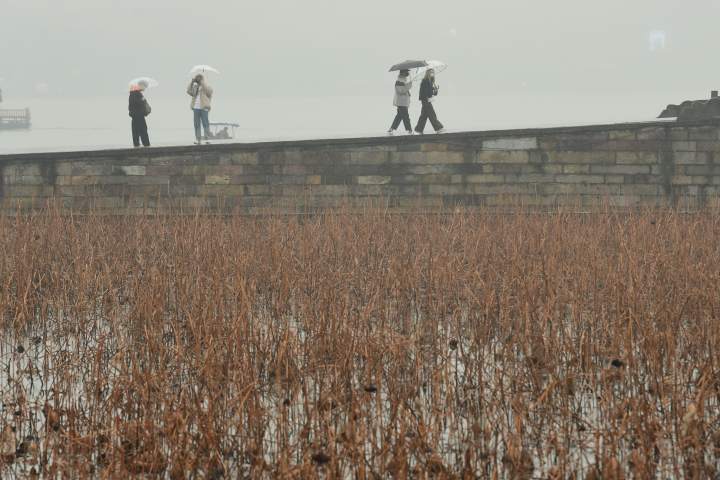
[388,60,428,72]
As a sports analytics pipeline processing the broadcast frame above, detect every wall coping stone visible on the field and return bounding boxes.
[2,119,717,164]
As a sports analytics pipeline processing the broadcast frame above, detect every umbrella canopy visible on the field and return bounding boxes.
[190,65,220,76]
[424,60,448,74]
[388,60,428,72]
[128,77,159,91]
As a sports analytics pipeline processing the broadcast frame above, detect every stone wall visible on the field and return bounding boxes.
[2,120,720,213]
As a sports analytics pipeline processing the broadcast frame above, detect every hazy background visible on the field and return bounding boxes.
[1,0,717,153]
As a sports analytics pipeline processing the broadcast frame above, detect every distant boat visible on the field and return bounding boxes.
[0,88,31,130]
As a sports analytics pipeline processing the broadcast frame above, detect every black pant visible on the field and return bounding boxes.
[415,102,444,133]
[390,106,412,132]
[131,116,150,147]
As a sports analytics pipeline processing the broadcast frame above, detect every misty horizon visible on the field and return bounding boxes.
[2,0,718,100]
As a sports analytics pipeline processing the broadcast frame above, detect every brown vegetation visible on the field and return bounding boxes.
[0,207,719,478]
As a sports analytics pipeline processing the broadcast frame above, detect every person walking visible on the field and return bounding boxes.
[388,69,413,135]
[187,74,214,144]
[415,69,445,134]
[128,84,151,147]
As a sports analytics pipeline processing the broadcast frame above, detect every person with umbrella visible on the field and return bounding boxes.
[187,68,216,145]
[128,80,152,148]
[415,68,445,135]
[388,69,414,135]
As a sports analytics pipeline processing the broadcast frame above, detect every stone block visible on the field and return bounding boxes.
[312,185,351,196]
[13,176,46,185]
[117,165,146,176]
[246,185,271,195]
[231,152,259,165]
[674,152,709,165]
[70,175,128,185]
[590,165,651,175]
[672,141,697,152]
[507,173,556,183]
[682,165,720,176]
[669,128,689,141]
[428,184,470,196]
[608,130,636,140]
[604,175,625,184]
[357,176,391,185]
[539,132,609,150]
[205,175,231,185]
[562,164,590,174]
[554,174,605,184]
[464,174,505,184]
[421,143,448,152]
[349,151,390,165]
[482,137,537,150]
[196,185,247,196]
[548,151,615,164]
[694,141,720,153]
[471,184,540,195]
[69,164,114,176]
[392,151,465,164]
[636,127,666,140]
[616,152,658,165]
[671,175,694,185]
[392,174,452,184]
[4,185,55,197]
[476,151,530,164]
[406,164,460,175]
[688,126,720,141]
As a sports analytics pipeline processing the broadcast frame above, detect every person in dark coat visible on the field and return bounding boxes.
[128,85,151,147]
[414,69,445,134]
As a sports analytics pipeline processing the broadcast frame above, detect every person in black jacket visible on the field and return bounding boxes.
[414,69,445,134]
[128,84,151,147]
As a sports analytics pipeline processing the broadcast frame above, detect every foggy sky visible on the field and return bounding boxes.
[1,0,718,99]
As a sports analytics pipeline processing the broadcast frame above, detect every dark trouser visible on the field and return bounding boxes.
[131,115,150,147]
[390,106,412,132]
[193,109,210,141]
[415,101,444,133]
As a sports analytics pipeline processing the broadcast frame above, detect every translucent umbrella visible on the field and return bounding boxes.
[190,65,220,76]
[128,77,159,91]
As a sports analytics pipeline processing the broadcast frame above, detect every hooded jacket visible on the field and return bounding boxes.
[128,91,150,118]
[393,75,413,108]
[187,80,214,111]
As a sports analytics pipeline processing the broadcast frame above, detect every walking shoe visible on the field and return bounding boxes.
[414,129,423,135]
[436,128,446,134]
[387,130,395,136]
[405,130,414,135]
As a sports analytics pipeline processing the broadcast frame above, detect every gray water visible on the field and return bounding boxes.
[0,92,686,155]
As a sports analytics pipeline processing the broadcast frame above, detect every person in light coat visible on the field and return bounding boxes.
[187,74,214,144]
[388,69,413,135]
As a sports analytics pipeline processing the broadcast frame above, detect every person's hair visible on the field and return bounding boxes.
[194,74,204,83]
[425,69,435,80]
[399,69,410,77]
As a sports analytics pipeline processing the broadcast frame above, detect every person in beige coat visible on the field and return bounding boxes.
[187,74,214,144]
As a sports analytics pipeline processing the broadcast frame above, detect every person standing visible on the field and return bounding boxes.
[415,69,445,134]
[128,84,151,147]
[187,74,214,144]
[388,69,413,135]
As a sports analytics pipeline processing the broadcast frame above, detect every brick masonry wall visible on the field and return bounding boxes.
[1,120,720,213]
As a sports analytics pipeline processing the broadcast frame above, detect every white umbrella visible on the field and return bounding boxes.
[190,65,220,76]
[128,77,159,90]
[411,60,448,80]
